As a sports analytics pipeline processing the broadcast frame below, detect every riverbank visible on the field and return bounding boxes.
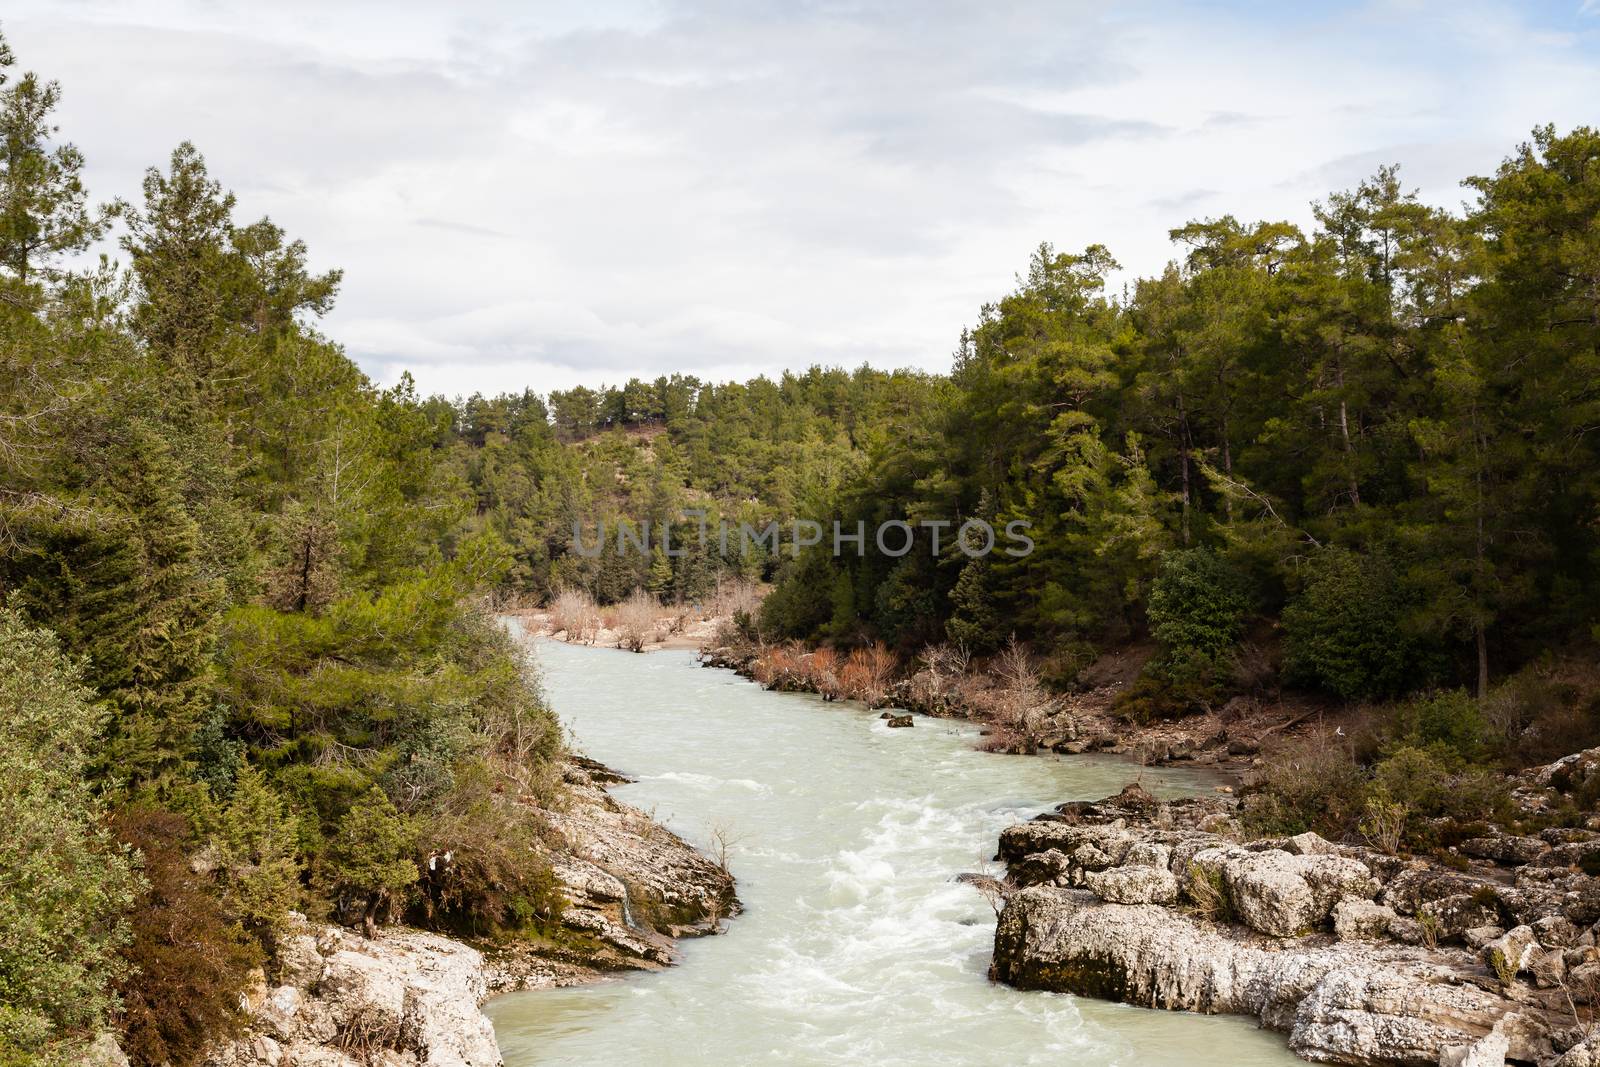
[202,755,737,1067]
[987,769,1600,1066]
[698,635,1317,778]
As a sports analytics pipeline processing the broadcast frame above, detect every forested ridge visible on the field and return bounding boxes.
[459,131,1600,715]
[5,17,1600,1066]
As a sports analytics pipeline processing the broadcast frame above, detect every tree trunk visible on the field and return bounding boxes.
[1335,360,1360,506]
[1176,370,1192,545]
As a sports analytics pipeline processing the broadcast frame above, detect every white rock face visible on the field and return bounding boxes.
[1187,846,1379,938]
[204,921,502,1067]
[1333,899,1396,941]
[1085,864,1179,905]
[992,887,1542,1066]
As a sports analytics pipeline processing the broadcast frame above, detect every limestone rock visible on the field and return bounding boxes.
[1085,864,1179,905]
[84,1033,131,1067]
[1460,834,1548,866]
[1332,899,1395,941]
[1483,925,1538,981]
[1559,1036,1600,1066]
[993,886,1538,1065]
[1189,847,1378,938]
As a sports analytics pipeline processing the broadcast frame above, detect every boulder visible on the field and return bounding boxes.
[1332,899,1395,941]
[1285,831,1336,856]
[1482,925,1538,981]
[1189,847,1377,938]
[1460,834,1548,866]
[1011,849,1071,887]
[1085,865,1179,905]
[1437,1017,1512,1067]
[1528,946,1568,989]
[275,928,324,989]
[885,714,914,728]
[1124,841,1172,871]
[84,1033,131,1067]
[253,985,303,1041]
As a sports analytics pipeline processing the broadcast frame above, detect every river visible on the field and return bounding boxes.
[487,638,1301,1066]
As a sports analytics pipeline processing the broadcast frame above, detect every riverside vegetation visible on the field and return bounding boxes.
[6,17,1600,1067]
[0,32,732,1067]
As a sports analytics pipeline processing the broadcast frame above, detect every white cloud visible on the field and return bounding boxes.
[4,0,1598,397]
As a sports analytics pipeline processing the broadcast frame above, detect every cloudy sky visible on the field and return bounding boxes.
[6,1,1600,397]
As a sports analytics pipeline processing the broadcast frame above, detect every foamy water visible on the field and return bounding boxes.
[487,637,1300,1066]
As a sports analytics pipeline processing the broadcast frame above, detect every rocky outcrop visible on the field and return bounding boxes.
[993,887,1534,1065]
[207,757,738,1065]
[988,781,1600,1065]
[205,920,501,1067]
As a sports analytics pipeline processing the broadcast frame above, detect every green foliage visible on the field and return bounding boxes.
[0,608,139,1062]
[945,558,1001,653]
[1282,548,1416,701]
[209,766,302,944]
[326,787,418,934]
[1146,548,1250,680]
[1369,744,1510,826]
[1388,689,1492,764]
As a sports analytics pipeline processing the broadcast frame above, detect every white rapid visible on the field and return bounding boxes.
[487,638,1301,1067]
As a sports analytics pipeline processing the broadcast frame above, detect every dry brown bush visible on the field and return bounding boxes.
[908,643,973,712]
[839,642,896,707]
[615,589,660,652]
[548,588,601,645]
[981,638,1062,748]
[711,578,763,619]
[805,647,843,700]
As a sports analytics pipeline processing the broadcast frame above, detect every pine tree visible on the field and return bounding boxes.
[945,558,1000,653]
[211,765,302,944]
[0,33,102,291]
[328,787,418,939]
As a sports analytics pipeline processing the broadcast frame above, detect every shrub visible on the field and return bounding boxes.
[1282,547,1416,701]
[614,589,660,653]
[113,808,257,1067]
[548,588,601,645]
[839,643,896,706]
[1112,670,1217,724]
[208,765,302,946]
[410,779,564,937]
[986,638,1061,742]
[1369,744,1510,826]
[0,609,140,1063]
[1147,548,1249,679]
[325,787,418,938]
[803,647,843,700]
[1241,731,1368,838]
[1388,689,1492,764]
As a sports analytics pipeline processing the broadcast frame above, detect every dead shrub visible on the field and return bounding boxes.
[614,589,660,652]
[986,637,1062,745]
[712,578,763,619]
[839,643,896,707]
[805,647,843,700]
[549,588,601,645]
[113,807,259,1067]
